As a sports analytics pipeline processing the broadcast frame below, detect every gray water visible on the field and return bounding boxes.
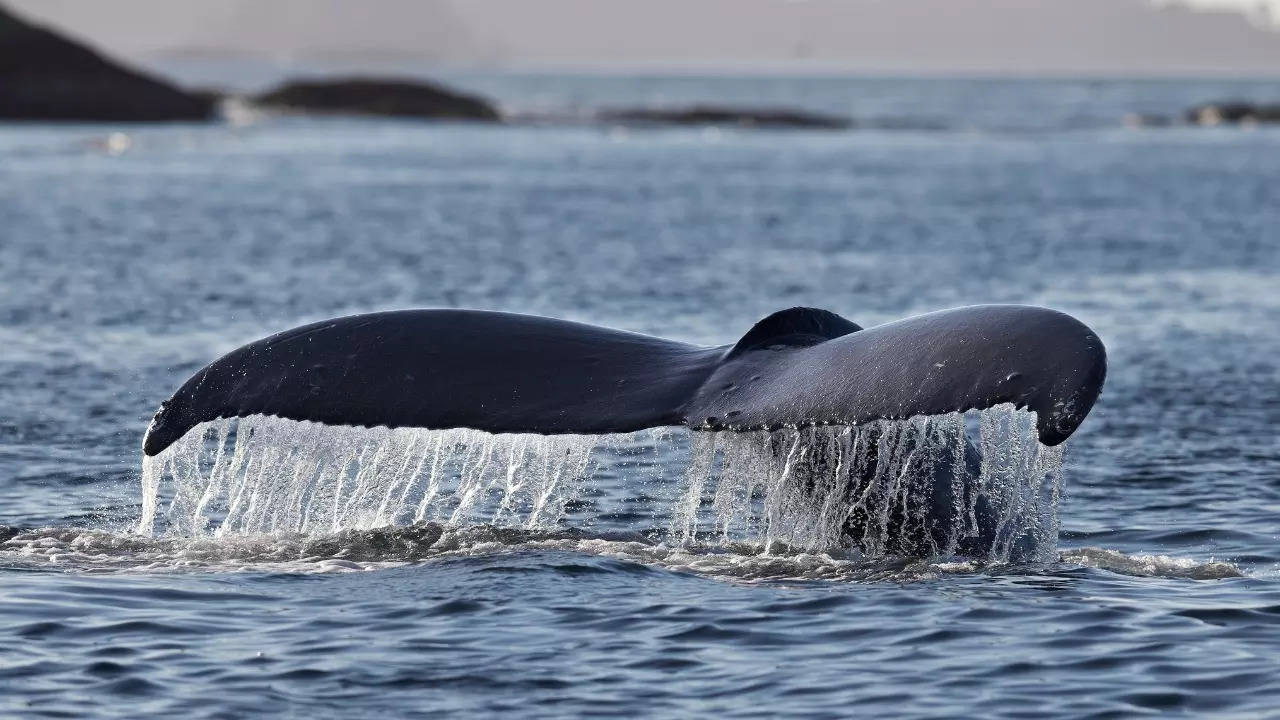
[2,75,1279,718]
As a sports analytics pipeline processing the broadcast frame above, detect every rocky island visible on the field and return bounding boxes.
[252,78,501,122]
[1185,101,1280,126]
[0,4,214,121]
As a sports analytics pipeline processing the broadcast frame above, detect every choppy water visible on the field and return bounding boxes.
[1,75,1279,718]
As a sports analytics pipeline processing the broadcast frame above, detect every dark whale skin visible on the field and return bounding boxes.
[689,305,1105,445]
[143,305,1105,456]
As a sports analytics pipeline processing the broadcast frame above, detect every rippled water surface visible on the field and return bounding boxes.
[2,75,1279,718]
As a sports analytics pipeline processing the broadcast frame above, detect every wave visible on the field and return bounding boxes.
[0,523,1243,584]
[1060,547,1243,580]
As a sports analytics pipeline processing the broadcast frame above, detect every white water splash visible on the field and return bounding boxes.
[669,405,1063,562]
[137,405,1063,562]
[1060,547,1244,580]
[138,416,597,538]
[2,523,1244,582]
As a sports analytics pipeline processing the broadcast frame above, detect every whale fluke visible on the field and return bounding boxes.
[143,305,1105,457]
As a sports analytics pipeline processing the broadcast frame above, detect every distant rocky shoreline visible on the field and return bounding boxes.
[0,4,213,121]
[1182,101,1280,126]
[0,3,851,130]
[1123,101,1280,129]
[0,3,502,124]
[3,3,1277,132]
[252,78,501,122]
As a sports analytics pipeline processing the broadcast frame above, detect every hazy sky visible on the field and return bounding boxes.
[9,0,1280,78]
[1162,0,1279,26]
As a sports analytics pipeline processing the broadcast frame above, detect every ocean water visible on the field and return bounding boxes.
[1,75,1279,718]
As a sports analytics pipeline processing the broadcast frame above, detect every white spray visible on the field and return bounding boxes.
[138,405,1063,562]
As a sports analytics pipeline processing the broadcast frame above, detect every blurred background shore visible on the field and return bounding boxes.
[3,0,1279,130]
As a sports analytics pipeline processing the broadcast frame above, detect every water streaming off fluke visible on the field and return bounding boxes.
[139,419,599,538]
[138,405,1063,562]
[669,406,1063,561]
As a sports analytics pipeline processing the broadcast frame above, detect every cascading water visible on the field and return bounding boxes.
[669,407,1064,562]
[137,404,1063,562]
[138,417,599,538]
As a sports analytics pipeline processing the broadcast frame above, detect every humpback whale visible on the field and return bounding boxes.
[139,304,1104,558]
[143,304,1106,458]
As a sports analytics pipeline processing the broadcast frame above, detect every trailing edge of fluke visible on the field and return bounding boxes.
[143,305,1106,457]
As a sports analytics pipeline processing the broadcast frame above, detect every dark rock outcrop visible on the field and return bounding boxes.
[0,4,215,121]
[1185,101,1280,126]
[598,105,852,130]
[253,78,500,121]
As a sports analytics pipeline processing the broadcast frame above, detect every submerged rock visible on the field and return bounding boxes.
[598,105,853,130]
[1185,101,1280,126]
[253,77,501,121]
[0,4,214,121]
